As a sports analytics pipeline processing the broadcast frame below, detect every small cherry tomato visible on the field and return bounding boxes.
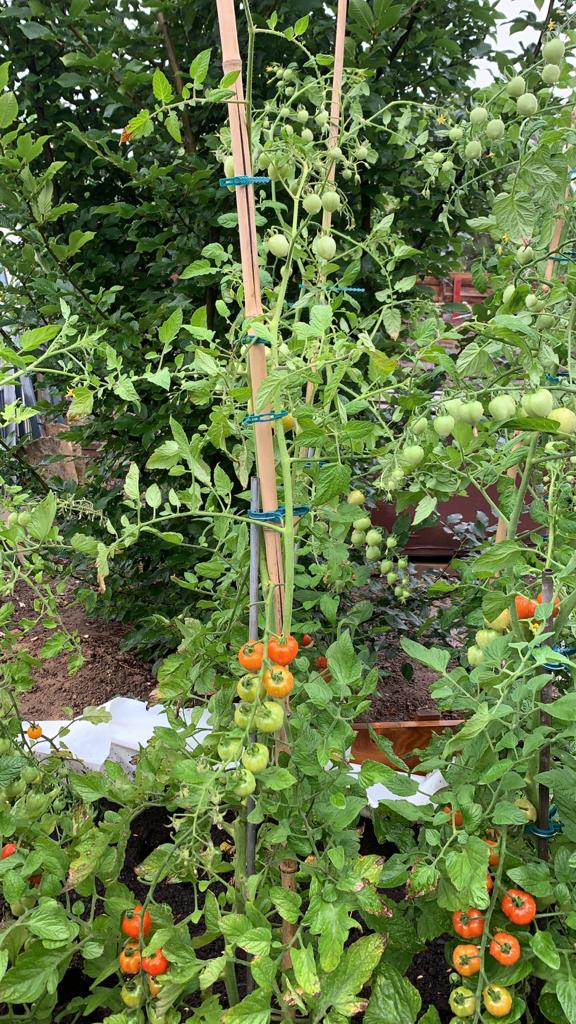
[449,986,476,1018]
[121,904,152,939]
[29,873,42,887]
[119,942,141,974]
[263,664,294,699]
[515,594,537,620]
[486,873,494,892]
[234,702,256,729]
[241,743,269,774]
[501,889,536,925]
[267,634,299,665]
[141,948,169,976]
[443,805,464,827]
[1,843,16,859]
[452,944,481,976]
[483,984,513,1017]
[26,724,42,740]
[536,592,560,617]
[231,767,256,798]
[237,641,264,672]
[148,975,162,997]
[452,909,484,939]
[314,655,328,671]
[489,931,521,966]
[121,980,143,1007]
[236,675,263,703]
[302,634,313,647]
[218,737,243,762]
[484,838,500,866]
[254,701,284,733]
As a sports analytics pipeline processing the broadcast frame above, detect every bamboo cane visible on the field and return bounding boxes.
[216,0,285,630]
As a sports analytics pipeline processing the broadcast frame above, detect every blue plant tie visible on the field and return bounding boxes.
[248,505,310,523]
[242,334,272,348]
[304,460,329,468]
[242,409,288,427]
[525,804,563,840]
[219,175,271,187]
[545,371,568,383]
[550,251,576,262]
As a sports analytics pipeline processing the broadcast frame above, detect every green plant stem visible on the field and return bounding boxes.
[507,434,538,540]
[472,827,508,1024]
[234,804,248,912]
[223,957,240,1005]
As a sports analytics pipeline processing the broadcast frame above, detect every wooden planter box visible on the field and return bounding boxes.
[351,717,463,772]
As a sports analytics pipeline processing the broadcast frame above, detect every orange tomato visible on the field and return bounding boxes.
[237,641,264,672]
[443,805,464,827]
[452,943,481,976]
[263,664,294,699]
[515,595,537,620]
[119,942,141,974]
[267,634,299,665]
[484,838,500,866]
[26,724,42,740]
[536,592,560,617]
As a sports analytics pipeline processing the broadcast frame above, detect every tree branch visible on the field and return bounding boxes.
[533,0,556,59]
[157,11,196,155]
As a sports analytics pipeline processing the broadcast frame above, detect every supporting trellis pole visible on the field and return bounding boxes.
[537,569,555,862]
[216,0,285,631]
[245,476,259,993]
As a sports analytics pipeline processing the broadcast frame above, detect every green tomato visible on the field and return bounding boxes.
[316,110,329,127]
[17,512,31,526]
[366,545,381,561]
[486,118,505,140]
[506,75,526,98]
[521,388,554,417]
[464,140,482,161]
[366,529,382,546]
[442,159,454,173]
[321,191,341,213]
[233,703,256,729]
[236,675,264,703]
[218,737,244,763]
[398,557,408,570]
[469,106,488,126]
[502,284,515,304]
[449,987,476,1018]
[231,767,256,797]
[525,293,544,311]
[488,395,516,421]
[254,701,284,733]
[301,128,314,143]
[386,571,398,585]
[548,407,576,434]
[536,313,555,329]
[444,398,464,420]
[433,414,455,438]
[351,529,366,548]
[328,146,342,160]
[517,92,538,117]
[296,108,309,123]
[224,155,235,178]
[283,68,295,81]
[394,586,403,598]
[342,168,353,180]
[353,517,371,532]
[347,490,365,506]
[21,765,40,784]
[448,126,463,141]
[412,416,428,435]
[279,106,291,117]
[356,144,369,159]
[386,535,397,550]
[241,743,269,774]
[431,151,445,164]
[313,234,337,261]
[475,629,499,650]
[541,63,561,85]
[121,982,144,1008]
[467,645,485,667]
[459,400,483,425]
[0,739,11,755]
[542,37,565,64]
[400,445,424,469]
[303,193,322,215]
[516,244,534,266]
[380,559,393,574]
[267,234,290,258]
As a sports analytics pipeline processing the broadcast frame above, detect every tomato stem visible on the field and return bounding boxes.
[471,827,508,1024]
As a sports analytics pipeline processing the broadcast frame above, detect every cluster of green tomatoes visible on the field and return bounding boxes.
[411,388,576,441]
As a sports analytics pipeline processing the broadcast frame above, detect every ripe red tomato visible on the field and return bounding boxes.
[484,838,500,866]
[119,942,141,974]
[263,664,294,699]
[29,873,42,886]
[452,944,481,976]
[486,873,494,892]
[452,909,484,939]
[489,931,521,965]
[121,905,152,939]
[302,634,313,647]
[1,843,16,859]
[314,655,328,671]
[501,889,536,925]
[267,634,299,665]
[443,805,464,827]
[515,594,537,620]
[238,641,264,671]
[536,592,560,617]
[141,948,169,976]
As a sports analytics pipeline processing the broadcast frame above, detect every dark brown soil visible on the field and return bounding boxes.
[4,582,155,720]
[365,645,444,720]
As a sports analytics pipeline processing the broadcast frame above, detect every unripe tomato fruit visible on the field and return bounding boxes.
[328,146,342,160]
[231,767,256,797]
[347,490,365,505]
[541,63,560,85]
[386,536,397,550]
[241,743,269,774]
[521,388,554,417]
[536,313,555,328]
[460,401,483,425]
[506,75,525,97]
[122,905,152,939]
[366,529,382,546]
[316,110,329,126]
[267,234,290,258]
[400,445,424,468]
[444,398,464,419]
[486,608,511,632]
[502,284,515,304]
[433,414,455,438]
[356,144,369,159]
[254,701,284,732]
[236,675,264,703]
[517,92,538,117]
[321,191,341,213]
[488,395,516,421]
[449,987,476,1018]
[218,737,243,763]
[469,106,488,126]
[303,194,322,215]
[121,981,143,1008]
[467,645,485,667]
[448,126,463,141]
[483,985,513,1017]
[475,629,499,650]
[263,664,294,698]
[313,234,337,261]
[234,703,256,729]
[525,293,543,311]
[301,128,314,143]
[464,140,482,161]
[486,118,505,140]
[515,796,537,822]
[542,37,565,64]
[548,407,576,434]
[353,516,371,531]
[296,108,308,123]
[380,559,393,574]
[366,545,381,561]
[413,416,428,435]
[351,530,366,547]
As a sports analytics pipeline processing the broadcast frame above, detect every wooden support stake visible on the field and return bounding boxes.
[537,569,556,862]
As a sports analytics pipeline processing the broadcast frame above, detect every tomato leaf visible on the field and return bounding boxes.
[530,929,561,970]
[365,961,421,1024]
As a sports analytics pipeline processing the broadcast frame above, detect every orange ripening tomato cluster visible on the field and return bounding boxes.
[118,905,169,980]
